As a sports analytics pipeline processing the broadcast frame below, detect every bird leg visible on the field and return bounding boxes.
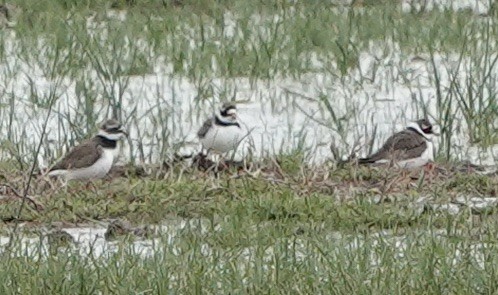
[423,162,436,180]
[219,156,230,171]
[85,180,99,193]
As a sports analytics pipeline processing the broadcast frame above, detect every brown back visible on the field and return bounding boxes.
[366,129,427,162]
[49,138,103,171]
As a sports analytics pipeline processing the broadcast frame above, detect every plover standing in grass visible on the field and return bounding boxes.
[47,119,128,181]
[197,102,243,156]
[358,118,436,169]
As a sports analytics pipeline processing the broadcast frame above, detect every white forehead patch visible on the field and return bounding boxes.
[104,123,121,130]
[226,109,237,115]
[98,129,125,141]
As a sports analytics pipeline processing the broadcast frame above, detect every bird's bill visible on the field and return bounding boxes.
[119,127,129,137]
[431,126,441,136]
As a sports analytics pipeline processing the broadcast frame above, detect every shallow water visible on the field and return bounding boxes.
[0,219,192,258]
[2,42,497,167]
[401,0,490,14]
[0,219,488,274]
[0,1,497,168]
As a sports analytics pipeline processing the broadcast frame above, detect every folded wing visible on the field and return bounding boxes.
[197,118,213,139]
[359,130,427,163]
[49,140,103,171]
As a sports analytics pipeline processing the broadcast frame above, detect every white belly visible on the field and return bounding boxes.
[396,141,434,169]
[200,125,242,154]
[49,148,115,181]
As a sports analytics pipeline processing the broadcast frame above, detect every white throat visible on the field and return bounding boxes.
[406,122,432,141]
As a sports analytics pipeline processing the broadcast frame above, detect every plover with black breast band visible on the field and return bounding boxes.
[197,102,243,156]
[47,119,128,182]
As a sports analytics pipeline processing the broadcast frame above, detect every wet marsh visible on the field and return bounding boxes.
[0,0,498,293]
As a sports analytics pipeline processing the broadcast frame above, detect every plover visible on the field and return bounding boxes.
[358,118,436,169]
[197,102,242,155]
[47,119,128,181]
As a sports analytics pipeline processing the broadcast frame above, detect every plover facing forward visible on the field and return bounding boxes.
[197,102,243,155]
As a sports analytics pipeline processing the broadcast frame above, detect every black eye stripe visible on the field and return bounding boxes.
[107,127,122,133]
